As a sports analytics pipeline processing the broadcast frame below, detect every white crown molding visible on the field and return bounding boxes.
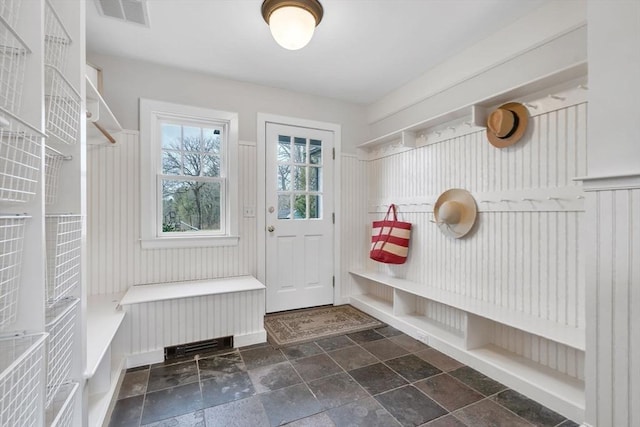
[574,172,640,191]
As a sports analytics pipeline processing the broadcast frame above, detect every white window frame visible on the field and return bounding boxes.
[140,99,239,249]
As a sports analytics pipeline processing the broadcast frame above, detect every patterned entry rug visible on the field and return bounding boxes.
[264,304,384,347]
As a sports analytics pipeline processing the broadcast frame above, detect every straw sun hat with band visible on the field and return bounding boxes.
[433,188,478,239]
[486,102,529,148]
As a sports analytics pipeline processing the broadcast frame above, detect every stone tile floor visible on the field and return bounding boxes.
[108,324,580,427]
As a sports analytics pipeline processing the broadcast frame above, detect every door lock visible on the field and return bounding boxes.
[267,225,275,232]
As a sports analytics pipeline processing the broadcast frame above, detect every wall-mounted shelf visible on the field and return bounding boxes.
[358,62,588,160]
[85,76,122,145]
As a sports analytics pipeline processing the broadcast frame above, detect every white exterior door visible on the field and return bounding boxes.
[265,122,334,313]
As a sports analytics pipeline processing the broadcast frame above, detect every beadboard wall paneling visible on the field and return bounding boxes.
[87,132,257,295]
[355,101,587,384]
[340,154,369,300]
[587,188,640,427]
[124,289,265,355]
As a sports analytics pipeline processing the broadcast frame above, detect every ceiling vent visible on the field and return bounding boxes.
[94,0,150,27]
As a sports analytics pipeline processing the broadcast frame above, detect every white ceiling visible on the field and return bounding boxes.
[86,0,546,105]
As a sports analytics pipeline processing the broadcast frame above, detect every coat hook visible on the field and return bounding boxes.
[435,131,442,137]
[464,122,473,128]
[522,197,536,202]
[578,84,588,90]
[480,200,494,203]
[547,196,561,201]
[449,126,456,132]
[500,199,512,203]
[548,94,566,101]
[525,103,538,109]
[577,195,585,199]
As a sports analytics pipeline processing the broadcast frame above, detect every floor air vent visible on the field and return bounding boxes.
[164,336,233,360]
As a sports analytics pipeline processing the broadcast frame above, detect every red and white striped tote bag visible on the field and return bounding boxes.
[370,204,412,264]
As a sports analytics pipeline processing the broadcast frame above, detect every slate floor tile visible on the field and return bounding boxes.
[203,396,270,427]
[327,396,401,427]
[385,354,441,382]
[414,349,464,372]
[280,342,324,360]
[201,371,255,407]
[314,335,355,352]
[147,361,200,393]
[283,412,336,426]
[361,338,410,361]
[349,362,408,395]
[307,372,369,410]
[375,385,447,427]
[453,399,532,427]
[248,361,302,393]
[492,389,566,426]
[449,366,507,396]
[414,373,483,411]
[389,334,430,353]
[375,325,404,337]
[118,369,150,399]
[259,383,323,427]
[290,353,342,382]
[347,329,385,344]
[240,346,287,370]
[420,414,468,427]
[140,409,205,427]
[141,382,203,425]
[198,351,245,381]
[109,395,144,427]
[327,345,378,370]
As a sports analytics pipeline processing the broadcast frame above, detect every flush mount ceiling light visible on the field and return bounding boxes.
[261,0,323,50]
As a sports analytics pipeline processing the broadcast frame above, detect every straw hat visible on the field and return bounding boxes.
[486,102,529,148]
[434,188,477,239]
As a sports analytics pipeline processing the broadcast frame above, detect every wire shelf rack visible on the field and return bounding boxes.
[44,298,78,409]
[45,65,80,145]
[0,214,28,330]
[45,382,78,427]
[44,0,71,72]
[44,146,69,205]
[0,14,29,114]
[0,333,47,427]
[0,0,21,31]
[45,215,82,306]
[0,108,44,202]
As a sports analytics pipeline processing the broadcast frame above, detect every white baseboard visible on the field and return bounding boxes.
[125,330,267,368]
[234,329,267,348]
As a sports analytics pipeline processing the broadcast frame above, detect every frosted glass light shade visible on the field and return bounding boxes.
[268,6,316,50]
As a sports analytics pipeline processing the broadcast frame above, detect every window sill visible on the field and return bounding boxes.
[140,235,240,249]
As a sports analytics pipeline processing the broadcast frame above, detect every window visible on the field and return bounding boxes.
[140,99,238,248]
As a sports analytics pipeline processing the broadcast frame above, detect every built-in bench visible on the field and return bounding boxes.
[349,270,585,422]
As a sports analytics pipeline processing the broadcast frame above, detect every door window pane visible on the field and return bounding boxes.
[309,166,320,191]
[293,137,306,163]
[278,135,291,162]
[309,139,322,164]
[309,195,321,219]
[277,165,291,191]
[162,180,221,232]
[293,195,307,219]
[293,166,306,191]
[278,194,291,219]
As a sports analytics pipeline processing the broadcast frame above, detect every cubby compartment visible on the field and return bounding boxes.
[349,273,394,319]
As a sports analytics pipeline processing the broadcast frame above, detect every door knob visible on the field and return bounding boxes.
[267,225,275,232]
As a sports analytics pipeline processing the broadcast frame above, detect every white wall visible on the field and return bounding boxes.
[86,53,368,152]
